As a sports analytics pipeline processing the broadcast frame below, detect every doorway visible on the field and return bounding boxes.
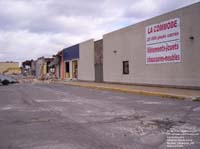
[65,62,70,78]
[72,60,78,79]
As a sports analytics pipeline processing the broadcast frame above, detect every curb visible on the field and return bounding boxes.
[54,82,187,100]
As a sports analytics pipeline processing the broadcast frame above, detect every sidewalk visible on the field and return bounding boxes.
[53,80,200,100]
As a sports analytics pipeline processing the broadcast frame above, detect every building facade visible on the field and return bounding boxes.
[62,39,96,81]
[35,57,53,79]
[62,44,79,80]
[49,51,62,79]
[78,39,95,81]
[103,3,200,87]
[20,2,200,88]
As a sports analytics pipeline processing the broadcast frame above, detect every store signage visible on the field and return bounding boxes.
[146,18,181,64]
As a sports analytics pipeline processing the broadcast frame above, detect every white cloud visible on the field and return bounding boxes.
[0,0,199,62]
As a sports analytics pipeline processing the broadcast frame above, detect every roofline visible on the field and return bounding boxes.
[103,2,200,36]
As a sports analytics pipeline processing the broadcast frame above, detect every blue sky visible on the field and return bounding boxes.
[0,0,199,62]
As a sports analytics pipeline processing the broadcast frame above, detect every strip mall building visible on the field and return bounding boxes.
[49,2,200,88]
[103,2,200,88]
[60,39,103,82]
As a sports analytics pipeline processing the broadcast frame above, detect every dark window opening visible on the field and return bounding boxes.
[65,62,69,73]
[123,61,129,75]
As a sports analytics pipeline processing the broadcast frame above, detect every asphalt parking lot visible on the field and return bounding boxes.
[0,83,200,149]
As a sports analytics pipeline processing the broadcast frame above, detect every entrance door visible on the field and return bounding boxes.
[65,62,70,78]
[72,60,78,79]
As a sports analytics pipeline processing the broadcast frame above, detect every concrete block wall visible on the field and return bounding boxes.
[78,39,95,81]
[103,3,200,87]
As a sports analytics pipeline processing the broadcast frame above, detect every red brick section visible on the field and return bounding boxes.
[61,50,65,80]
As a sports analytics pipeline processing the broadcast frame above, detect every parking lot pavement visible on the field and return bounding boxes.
[0,83,200,149]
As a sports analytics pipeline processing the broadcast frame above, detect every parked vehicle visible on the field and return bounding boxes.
[0,74,18,85]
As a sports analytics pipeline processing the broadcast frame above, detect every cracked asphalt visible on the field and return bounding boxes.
[0,83,200,149]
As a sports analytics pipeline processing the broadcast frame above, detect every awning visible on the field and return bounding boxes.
[48,57,60,67]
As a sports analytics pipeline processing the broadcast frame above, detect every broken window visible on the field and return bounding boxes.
[123,61,129,75]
